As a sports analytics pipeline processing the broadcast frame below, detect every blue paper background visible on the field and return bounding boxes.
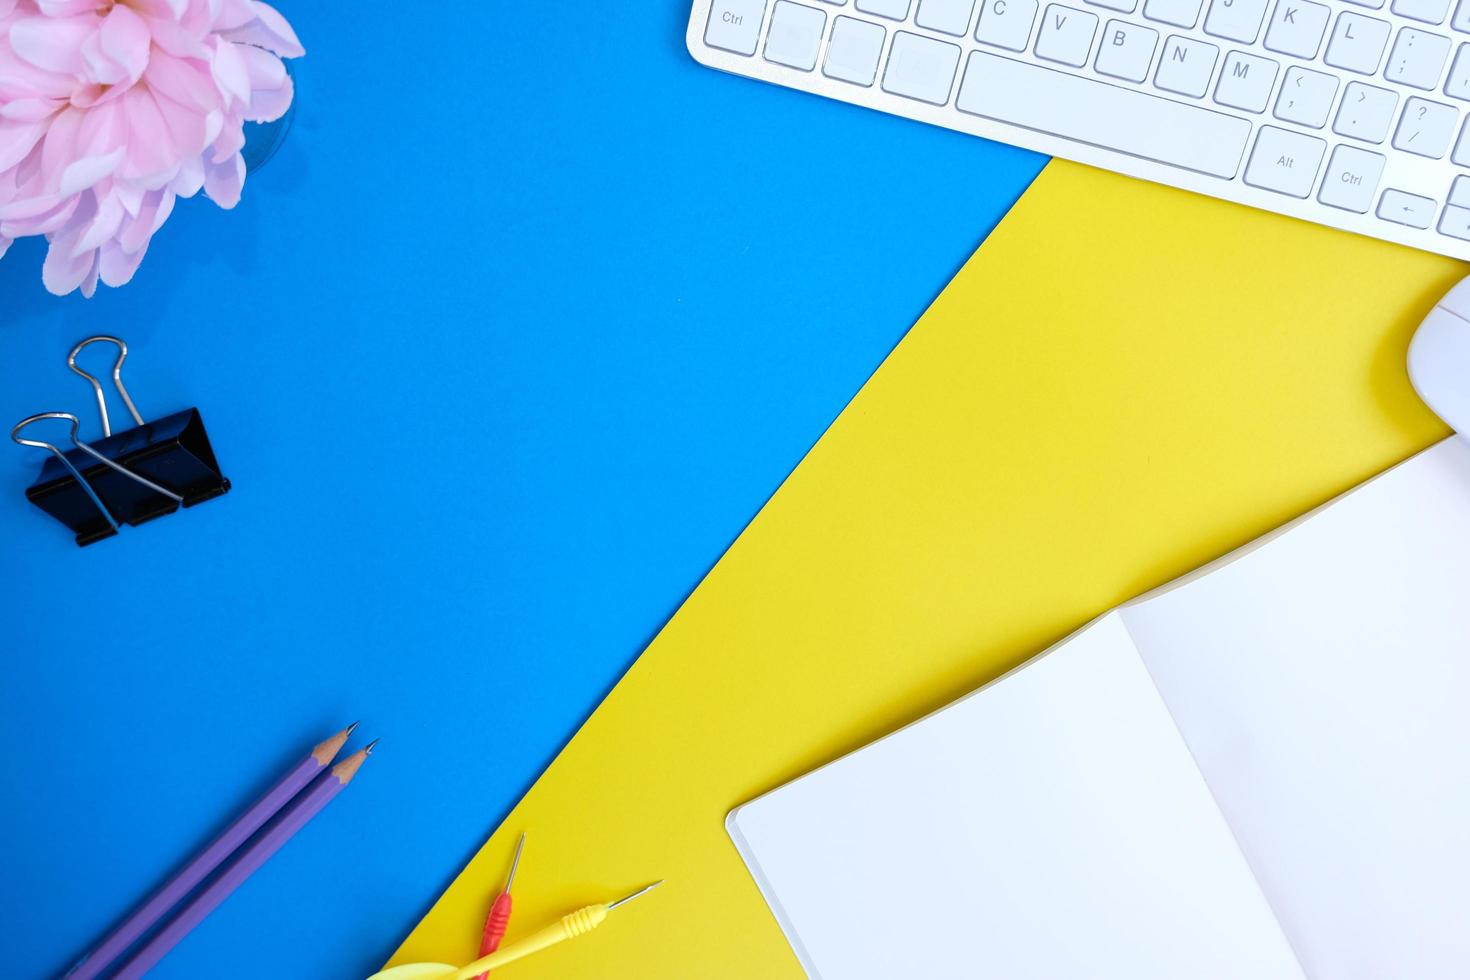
[0,4,1041,977]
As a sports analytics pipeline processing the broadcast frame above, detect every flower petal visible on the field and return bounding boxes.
[209,117,244,162]
[99,4,151,84]
[246,71,291,123]
[0,116,49,171]
[1,97,62,122]
[144,51,219,111]
[43,236,97,296]
[214,0,256,30]
[70,185,124,255]
[3,194,80,236]
[75,97,125,158]
[210,37,251,106]
[117,187,172,251]
[35,0,99,16]
[220,1,304,58]
[9,15,97,75]
[146,16,211,59]
[150,88,209,157]
[80,253,100,297]
[37,104,82,192]
[170,153,204,197]
[98,237,146,287]
[59,146,123,195]
[118,88,178,186]
[202,152,242,208]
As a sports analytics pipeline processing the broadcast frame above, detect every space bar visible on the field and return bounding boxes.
[955,52,1249,179]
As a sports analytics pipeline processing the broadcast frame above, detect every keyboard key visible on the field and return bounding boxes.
[1343,0,1385,9]
[1035,4,1099,64]
[1438,203,1470,238]
[1275,66,1339,127]
[1446,44,1470,99]
[1264,0,1329,58]
[882,30,963,102]
[1204,0,1269,41]
[1391,0,1451,21]
[1144,0,1203,26]
[1451,173,1470,205]
[1087,0,1138,11]
[1154,35,1219,96]
[765,1,827,70]
[1385,28,1451,88]
[1455,0,1470,29]
[857,0,912,17]
[825,15,887,84]
[1324,12,1389,73]
[1333,81,1398,140]
[705,0,768,55]
[976,0,1038,49]
[1214,50,1279,110]
[1378,188,1436,226]
[1096,19,1159,80]
[955,50,1250,175]
[1244,125,1327,196]
[1317,144,1386,210]
[917,0,978,31]
[1393,95,1458,155]
[1455,116,1470,162]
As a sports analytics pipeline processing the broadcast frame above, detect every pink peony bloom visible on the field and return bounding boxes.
[0,0,302,297]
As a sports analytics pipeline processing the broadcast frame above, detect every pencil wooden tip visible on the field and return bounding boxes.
[312,722,358,766]
[331,743,376,783]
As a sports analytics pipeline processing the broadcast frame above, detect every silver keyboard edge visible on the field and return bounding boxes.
[685,0,1470,262]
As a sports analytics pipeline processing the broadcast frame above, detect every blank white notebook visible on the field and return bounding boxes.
[728,438,1470,980]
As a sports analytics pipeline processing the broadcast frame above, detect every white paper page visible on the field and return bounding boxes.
[727,613,1303,980]
[1122,438,1470,980]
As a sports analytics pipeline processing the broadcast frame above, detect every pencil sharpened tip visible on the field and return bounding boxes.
[345,721,360,737]
[364,738,379,754]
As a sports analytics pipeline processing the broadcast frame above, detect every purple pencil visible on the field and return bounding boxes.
[112,741,376,980]
[64,723,357,980]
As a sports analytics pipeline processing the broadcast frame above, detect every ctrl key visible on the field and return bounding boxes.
[706,0,769,55]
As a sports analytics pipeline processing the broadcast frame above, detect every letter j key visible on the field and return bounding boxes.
[1204,0,1270,42]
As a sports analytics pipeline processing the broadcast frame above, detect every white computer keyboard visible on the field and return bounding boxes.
[687,0,1470,259]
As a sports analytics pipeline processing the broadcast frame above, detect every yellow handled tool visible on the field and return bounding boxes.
[368,882,662,980]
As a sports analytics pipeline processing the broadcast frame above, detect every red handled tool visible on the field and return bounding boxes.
[474,832,525,978]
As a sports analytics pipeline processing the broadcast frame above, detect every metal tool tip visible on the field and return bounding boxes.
[607,880,663,911]
[504,832,526,891]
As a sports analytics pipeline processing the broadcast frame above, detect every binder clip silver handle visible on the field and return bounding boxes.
[11,412,183,534]
[68,335,144,438]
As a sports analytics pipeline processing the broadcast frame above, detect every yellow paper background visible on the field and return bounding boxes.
[387,161,1463,978]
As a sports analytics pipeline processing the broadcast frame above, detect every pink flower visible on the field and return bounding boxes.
[0,0,302,297]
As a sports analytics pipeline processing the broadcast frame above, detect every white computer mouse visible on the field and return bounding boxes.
[1408,276,1470,436]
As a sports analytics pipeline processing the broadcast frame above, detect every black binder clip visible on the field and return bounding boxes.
[11,336,231,546]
